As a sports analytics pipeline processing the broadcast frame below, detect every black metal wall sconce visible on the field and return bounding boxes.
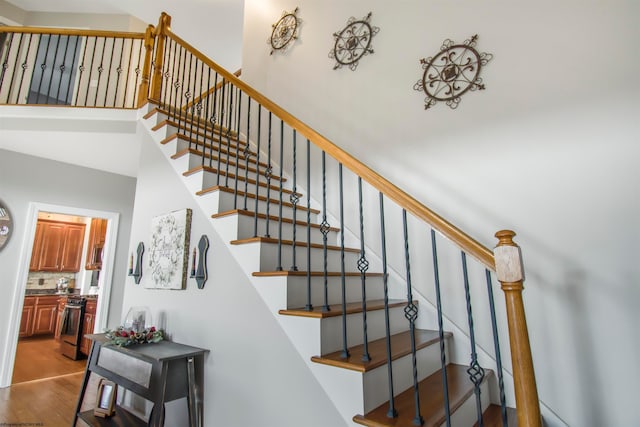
[128,242,144,284]
[190,235,209,289]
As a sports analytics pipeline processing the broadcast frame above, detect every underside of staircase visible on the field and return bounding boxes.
[142,104,516,427]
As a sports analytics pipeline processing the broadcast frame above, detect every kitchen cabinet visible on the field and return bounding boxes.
[20,295,59,337]
[30,220,86,272]
[80,298,97,356]
[19,298,35,338]
[85,218,107,270]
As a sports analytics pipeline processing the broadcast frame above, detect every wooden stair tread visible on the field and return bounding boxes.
[279,299,405,319]
[154,119,248,149]
[171,146,270,173]
[196,184,320,214]
[212,209,339,232]
[146,107,240,139]
[312,329,450,373]
[231,236,360,252]
[353,364,493,427]
[184,168,294,196]
[475,404,518,427]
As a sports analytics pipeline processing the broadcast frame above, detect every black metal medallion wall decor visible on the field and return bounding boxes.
[414,35,493,110]
[329,12,379,71]
[269,7,301,55]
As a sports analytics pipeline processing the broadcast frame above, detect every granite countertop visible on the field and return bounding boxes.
[25,289,81,296]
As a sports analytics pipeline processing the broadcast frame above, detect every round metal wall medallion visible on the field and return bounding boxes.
[414,35,493,110]
[269,7,301,55]
[329,12,379,71]
[0,202,13,251]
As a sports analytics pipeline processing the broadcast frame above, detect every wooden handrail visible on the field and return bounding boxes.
[183,68,242,111]
[0,26,145,39]
[161,28,495,270]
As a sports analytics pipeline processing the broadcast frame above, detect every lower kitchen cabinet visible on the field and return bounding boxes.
[80,298,97,356]
[20,295,59,337]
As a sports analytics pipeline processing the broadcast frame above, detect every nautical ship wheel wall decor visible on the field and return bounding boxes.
[269,7,302,55]
[329,12,380,71]
[414,34,493,110]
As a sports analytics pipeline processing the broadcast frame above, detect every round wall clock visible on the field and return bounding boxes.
[269,7,301,55]
[0,202,13,251]
[414,34,493,110]
[329,12,379,71]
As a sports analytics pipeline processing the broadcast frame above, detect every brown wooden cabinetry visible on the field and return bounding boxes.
[80,298,97,356]
[30,220,86,272]
[85,218,107,270]
[20,295,59,337]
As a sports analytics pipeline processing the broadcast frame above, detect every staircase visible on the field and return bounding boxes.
[141,105,510,427]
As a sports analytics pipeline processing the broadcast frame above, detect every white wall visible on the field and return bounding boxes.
[120,127,347,427]
[241,1,640,426]
[0,148,136,380]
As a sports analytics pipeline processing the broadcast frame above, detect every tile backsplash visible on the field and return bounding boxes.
[26,271,76,290]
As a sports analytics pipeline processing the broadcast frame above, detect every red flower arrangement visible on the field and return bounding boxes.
[105,326,164,347]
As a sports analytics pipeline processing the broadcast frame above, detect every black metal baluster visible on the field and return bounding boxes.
[131,38,143,108]
[0,32,16,98]
[216,80,226,185]
[112,38,125,107]
[6,33,25,103]
[290,130,299,272]
[73,35,89,105]
[461,252,485,427]
[304,138,312,311]
[233,87,242,208]
[122,38,134,107]
[158,38,169,109]
[358,177,371,362]
[168,39,178,118]
[430,229,451,427]
[184,52,194,148]
[54,35,70,104]
[486,270,508,427]
[103,38,116,107]
[65,35,79,105]
[194,59,205,156]
[93,37,107,106]
[84,37,98,106]
[44,34,61,104]
[321,152,330,312]
[33,34,50,104]
[339,164,349,358]
[264,111,273,238]
[276,119,284,271]
[379,194,397,418]
[202,68,212,167]
[176,45,187,129]
[243,97,252,211]
[403,210,423,426]
[208,71,219,169]
[252,105,262,238]
[224,84,233,187]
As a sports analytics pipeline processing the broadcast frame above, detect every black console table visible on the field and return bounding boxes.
[73,333,209,427]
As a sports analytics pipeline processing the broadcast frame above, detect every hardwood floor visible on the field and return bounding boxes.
[12,336,87,384]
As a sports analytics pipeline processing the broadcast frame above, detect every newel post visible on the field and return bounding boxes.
[137,24,155,108]
[494,230,542,427]
[150,12,171,103]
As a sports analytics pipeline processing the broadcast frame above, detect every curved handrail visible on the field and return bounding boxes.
[0,26,145,39]
[163,28,495,270]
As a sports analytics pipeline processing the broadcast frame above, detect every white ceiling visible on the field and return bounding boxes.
[5,0,126,14]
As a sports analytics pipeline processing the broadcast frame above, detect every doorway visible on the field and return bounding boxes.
[0,202,120,387]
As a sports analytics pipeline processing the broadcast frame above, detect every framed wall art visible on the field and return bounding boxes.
[146,208,192,290]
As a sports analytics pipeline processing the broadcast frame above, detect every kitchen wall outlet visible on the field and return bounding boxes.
[38,278,44,286]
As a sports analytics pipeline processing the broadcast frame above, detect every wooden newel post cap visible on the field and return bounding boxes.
[494,229,524,283]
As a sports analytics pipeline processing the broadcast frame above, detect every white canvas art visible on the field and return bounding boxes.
[146,208,192,289]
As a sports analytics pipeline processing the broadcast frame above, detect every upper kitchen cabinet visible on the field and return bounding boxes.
[30,219,86,272]
[85,218,107,270]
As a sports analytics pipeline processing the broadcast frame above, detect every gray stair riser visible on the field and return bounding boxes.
[216,190,318,224]
[251,241,371,273]
[234,211,338,244]
[182,151,274,182]
[282,275,386,308]
[320,305,409,354]
[362,336,451,413]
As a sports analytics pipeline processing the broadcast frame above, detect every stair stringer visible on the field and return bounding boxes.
[140,109,513,426]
